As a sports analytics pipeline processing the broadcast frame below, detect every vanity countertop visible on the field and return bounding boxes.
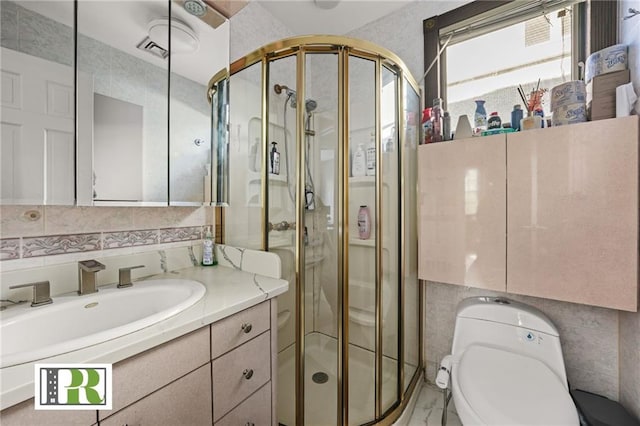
[0,262,288,410]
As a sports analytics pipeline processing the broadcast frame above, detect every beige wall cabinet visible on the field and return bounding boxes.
[507,116,638,311]
[419,116,638,311]
[418,133,507,292]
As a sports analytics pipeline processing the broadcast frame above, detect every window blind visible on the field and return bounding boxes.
[439,0,583,45]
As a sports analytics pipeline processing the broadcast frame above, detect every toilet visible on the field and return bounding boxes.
[443,296,579,425]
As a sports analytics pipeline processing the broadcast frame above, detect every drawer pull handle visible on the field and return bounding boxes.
[243,368,254,380]
[241,323,253,333]
[246,423,255,426]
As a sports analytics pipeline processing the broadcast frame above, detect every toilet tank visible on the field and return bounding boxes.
[451,297,569,384]
[456,296,559,335]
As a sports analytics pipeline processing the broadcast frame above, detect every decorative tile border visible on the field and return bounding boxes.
[0,238,20,260]
[23,233,101,258]
[1,226,204,262]
[103,230,158,249]
[159,226,202,243]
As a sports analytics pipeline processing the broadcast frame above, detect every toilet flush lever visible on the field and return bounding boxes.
[435,355,452,389]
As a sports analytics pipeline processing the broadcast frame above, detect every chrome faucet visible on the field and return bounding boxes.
[118,265,145,288]
[78,259,105,295]
[8,281,52,307]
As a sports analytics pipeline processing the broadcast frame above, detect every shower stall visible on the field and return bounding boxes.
[209,36,421,425]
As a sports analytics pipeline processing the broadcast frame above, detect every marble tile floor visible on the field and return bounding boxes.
[407,383,462,426]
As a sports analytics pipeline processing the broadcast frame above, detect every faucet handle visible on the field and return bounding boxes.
[78,259,106,272]
[118,265,145,288]
[9,281,53,307]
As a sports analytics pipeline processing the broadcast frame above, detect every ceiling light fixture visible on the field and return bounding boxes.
[183,0,207,17]
[314,0,340,10]
[147,18,200,54]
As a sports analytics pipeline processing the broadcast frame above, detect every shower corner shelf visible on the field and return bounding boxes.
[349,238,375,247]
[247,170,288,184]
[349,175,375,185]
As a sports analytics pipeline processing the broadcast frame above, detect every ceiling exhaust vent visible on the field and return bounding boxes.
[136,36,168,59]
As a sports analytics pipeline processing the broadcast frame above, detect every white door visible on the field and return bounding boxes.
[1,47,74,205]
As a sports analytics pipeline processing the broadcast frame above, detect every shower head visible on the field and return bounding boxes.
[275,84,317,112]
[305,99,318,113]
[274,84,290,95]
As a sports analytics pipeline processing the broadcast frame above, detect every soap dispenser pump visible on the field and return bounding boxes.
[270,142,280,175]
[202,226,217,266]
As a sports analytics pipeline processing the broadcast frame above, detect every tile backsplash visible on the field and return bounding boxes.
[0,205,213,270]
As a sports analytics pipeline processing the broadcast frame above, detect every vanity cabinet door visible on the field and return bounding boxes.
[100,365,212,426]
[215,382,271,426]
[507,116,638,311]
[418,134,507,291]
[0,398,96,426]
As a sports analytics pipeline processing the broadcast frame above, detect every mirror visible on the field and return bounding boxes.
[170,2,229,205]
[76,0,170,206]
[1,0,75,205]
[1,0,230,206]
[76,0,229,206]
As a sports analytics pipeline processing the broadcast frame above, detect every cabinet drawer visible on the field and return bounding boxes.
[215,382,271,426]
[213,331,271,421]
[211,300,270,359]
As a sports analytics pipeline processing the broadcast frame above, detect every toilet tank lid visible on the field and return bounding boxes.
[456,297,559,336]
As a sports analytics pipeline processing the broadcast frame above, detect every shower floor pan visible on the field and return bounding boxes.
[277,331,416,425]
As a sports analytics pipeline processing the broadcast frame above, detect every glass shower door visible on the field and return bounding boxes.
[347,55,377,425]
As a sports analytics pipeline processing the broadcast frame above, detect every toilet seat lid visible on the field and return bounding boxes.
[455,345,579,425]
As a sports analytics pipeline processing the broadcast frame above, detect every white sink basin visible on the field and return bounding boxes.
[0,279,206,368]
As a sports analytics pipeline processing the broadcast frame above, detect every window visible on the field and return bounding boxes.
[423,0,618,129]
[445,6,573,130]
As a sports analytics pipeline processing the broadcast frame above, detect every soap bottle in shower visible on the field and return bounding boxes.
[270,142,280,175]
[366,133,376,176]
[357,206,371,239]
[352,144,366,177]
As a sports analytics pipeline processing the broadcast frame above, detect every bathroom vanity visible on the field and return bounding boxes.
[0,249,287,426]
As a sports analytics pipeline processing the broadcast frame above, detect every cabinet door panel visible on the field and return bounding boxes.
[418,134,506,291]
[100,365,212,426]
[507,117,638,311]
[215,382,271,426]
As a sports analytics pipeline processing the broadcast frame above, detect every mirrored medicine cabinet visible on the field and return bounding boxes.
[0,0,230,206]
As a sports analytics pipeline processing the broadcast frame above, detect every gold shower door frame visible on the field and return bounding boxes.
[212,35,423,426]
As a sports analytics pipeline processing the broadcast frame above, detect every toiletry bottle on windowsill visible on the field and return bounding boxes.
[474,100,487,134]
[521,112,542,131]
[432,98,443,142]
